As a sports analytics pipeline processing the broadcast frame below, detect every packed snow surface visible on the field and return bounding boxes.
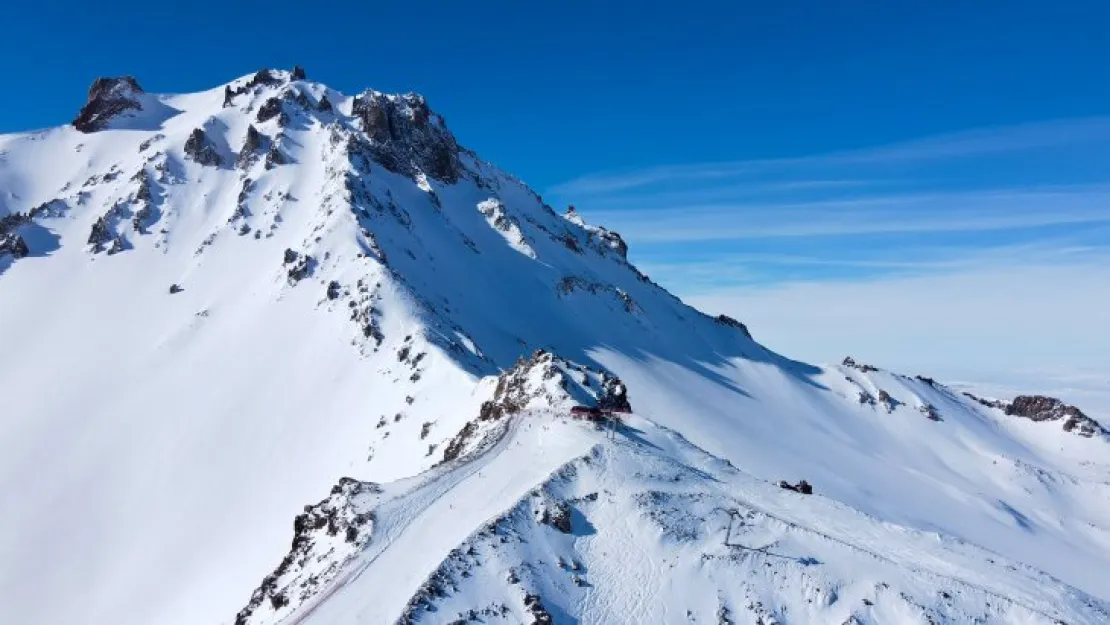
[1,69,1109,625]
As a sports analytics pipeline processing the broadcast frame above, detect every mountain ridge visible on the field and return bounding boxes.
[2,68,1109,625]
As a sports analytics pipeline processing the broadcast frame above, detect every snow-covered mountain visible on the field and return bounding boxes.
[1,68,1108,625]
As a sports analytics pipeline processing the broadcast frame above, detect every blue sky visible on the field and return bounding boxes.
[3,1,1108,385]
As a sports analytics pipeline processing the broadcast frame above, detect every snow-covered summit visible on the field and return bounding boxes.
[2,69,1110,625]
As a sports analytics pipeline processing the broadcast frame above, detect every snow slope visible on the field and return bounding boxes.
[1,69,1109,625]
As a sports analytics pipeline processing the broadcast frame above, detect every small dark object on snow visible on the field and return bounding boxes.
[326,280,341,300]
[778,479,813,495]
[169,284,183,294]
[292,65,306,80]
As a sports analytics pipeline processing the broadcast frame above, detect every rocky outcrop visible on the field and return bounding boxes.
[256,97,285,125]
[715,315,752,339]
[264,143,288,169]
[877,389,896,413]
[1006,395,1107,438]
[442,351,631,462]
[778,479,813,495]
[962,392,1007,410]
[238,125,263,167]
[0,212,30,259]
[350,91,462,183]
[87,215,125,254]
[282,248,315,285]
[184,128,222,167]
[234,478,378,625]
[0,233,28,259]
[72,76,144,132]
[291,65,306,81]
[842,357,878,373]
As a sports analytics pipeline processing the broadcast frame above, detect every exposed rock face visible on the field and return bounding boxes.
[1006,395,1107,438]
[282,249,315,285]
[962,392,1007,410]
[73,76,144,133]
[842,356,879,373]
[350,91,462,183]
[715,314,752,339]
[477,350,630,423]
[264,143,288,169]
[291,65,306,80]
[0,233,29,259]
[234,478,378,625]
[248,69,283,88]
[238,125,263,167]
[442,351,631,463]
[184,128,222,167]
[256,97,285,124]
[877,389,896,413]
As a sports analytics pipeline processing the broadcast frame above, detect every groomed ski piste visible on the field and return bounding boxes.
[2,68,1109,625]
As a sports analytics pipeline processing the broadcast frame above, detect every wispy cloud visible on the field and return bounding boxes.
[592,186,1110,242]
[549,116,1110,197]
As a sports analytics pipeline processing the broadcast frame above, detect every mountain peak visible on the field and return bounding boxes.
[72,75,144,132]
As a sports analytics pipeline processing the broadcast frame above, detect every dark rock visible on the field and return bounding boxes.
[523,594,553,625]
[1006,395,1107,438]
[963,392,1007,410]
[318,94,333,112]
[283,248,299,264]
[234,478,378,625]
[715,315,752,339]
[842,356,878,373]
[877,389,896,412]
[88,216,113,250]
[326,280,341,300]
[920,404,942,421]
[560,233,581,253]
[247,69,282,88]
[291,65,306,80]
[0,233,29,258]
[778,479,813,495]
[222,85,235,108]
[539,500,573,533]
[285,253,315,285]
[169,284,183,294]
[0,212,30,237]
[238,125,263,167]
[184,128,222,167]
[73,76,144,133]
[256,97,285,124]
[350,91,462,182]
[264,143,288,169]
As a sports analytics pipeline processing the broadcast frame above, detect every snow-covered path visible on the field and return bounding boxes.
[294,414,597,625]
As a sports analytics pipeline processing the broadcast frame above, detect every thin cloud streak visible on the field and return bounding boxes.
[592,187,1110,242]
[548,116,1110,197]
[637,243,1110,293]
